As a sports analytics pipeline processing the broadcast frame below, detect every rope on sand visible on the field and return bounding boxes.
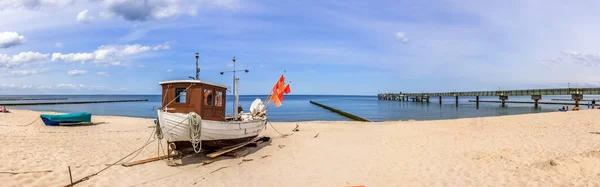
[64,132,158,187]
[18,117,39,126]
[268,120,289,138]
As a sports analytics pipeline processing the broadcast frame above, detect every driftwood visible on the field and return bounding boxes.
[207,136,262,158]
[0,170,52,174]
[122,153,177,167]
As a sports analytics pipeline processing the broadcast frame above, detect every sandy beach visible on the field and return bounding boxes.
[2,109,600,186]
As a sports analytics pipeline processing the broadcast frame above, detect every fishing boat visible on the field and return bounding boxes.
[40,112,92,126]
[156,55,268,153]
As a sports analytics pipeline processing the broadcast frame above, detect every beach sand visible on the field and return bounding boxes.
[2,109,600,186]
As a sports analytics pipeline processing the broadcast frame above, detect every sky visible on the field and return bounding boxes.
[1,0,600,95]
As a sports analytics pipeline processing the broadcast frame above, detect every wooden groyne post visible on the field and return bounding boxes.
[309,100,371,122]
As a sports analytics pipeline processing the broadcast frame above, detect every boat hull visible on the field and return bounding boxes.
[156,110,266,150]
[40,112,92,126]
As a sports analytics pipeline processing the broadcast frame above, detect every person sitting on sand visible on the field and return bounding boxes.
[573,106,579,111]
[561,106,566,111]
[566,106,569,111]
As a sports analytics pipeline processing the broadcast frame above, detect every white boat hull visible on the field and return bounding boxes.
[157,110,266,148]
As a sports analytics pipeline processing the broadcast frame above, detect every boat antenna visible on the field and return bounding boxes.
[219,56,249,120]
[195,53,200,80]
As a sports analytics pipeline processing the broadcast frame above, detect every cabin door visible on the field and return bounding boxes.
[202,87,225,121]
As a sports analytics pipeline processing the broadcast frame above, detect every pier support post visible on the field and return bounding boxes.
[439,96,442,104]
[424,95,429,103]
[476,96,480,109]
[499,95,508,107]
[531,95,542,108]
[455,96,459,105]
[572,94,583,107]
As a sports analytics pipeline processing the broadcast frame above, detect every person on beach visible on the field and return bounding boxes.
[593,99,596,108]
[566,106,569,111]
[237,104,244,120]
[560,106,566,111]
[588,101,591,109]
[573,106,579,111]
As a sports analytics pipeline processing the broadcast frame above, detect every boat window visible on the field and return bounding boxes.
[204,89,214,106]
[215,91,223,107]
[175,88,186,103]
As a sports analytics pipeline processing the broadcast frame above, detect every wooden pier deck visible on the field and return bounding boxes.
[378,87,600,108]
[469,100,587,106]
[0,99,148,106]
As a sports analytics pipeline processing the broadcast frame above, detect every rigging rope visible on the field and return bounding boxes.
[162,84,194,110]
[188,112,202,153]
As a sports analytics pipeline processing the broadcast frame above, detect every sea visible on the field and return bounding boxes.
[1,95,598,122]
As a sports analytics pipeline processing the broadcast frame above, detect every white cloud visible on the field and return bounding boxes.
[67,69,87,76]
[0,32,26,48]
[76,9,94,23]
[187,6,198,16]
[0,0,74,10]
[7,69,48,77]
[56,83,82,88]
[0,52,49,68]
[99,11,114,19]
[395,32,408,43]
[166,69,172,72]
[96,71,109,76]
[55,42,63,48]
[38,84,105,90]
[38,85,53,89]
[51,43,169,65]
[545,50,600,67]
[102,0,181,21]
[0,84,32,89]
[152,44,170,50]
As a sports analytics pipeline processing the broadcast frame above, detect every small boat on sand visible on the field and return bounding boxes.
[41,112,92,126]
[156,55,291,154]
[156,56,268,153]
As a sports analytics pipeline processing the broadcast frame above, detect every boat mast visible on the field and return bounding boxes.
[195,53,200,80]
[233,57,238,119]
[219,57,248,119]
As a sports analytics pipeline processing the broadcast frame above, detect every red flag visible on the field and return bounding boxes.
[270,92,281,107]
[272,75,284,91]
[278,90,285,101]
[283,84,291,94]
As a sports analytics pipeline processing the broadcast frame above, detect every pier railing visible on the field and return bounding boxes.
[378,87,600,108]
[379,88,600,97]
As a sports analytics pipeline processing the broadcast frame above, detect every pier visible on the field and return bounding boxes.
[0,99,148,106]
[378,88,600,108]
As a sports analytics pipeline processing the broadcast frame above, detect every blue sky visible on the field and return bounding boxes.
[1,0,600,95]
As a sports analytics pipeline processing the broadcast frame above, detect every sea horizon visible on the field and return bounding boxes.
[2,94,598,122]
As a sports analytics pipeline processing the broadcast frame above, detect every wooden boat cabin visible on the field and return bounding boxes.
[159,80,228,121]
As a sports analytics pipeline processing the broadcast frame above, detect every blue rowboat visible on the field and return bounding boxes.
[40,112,92,126]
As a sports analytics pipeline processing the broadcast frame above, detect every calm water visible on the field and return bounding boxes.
[2,95,598,122]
